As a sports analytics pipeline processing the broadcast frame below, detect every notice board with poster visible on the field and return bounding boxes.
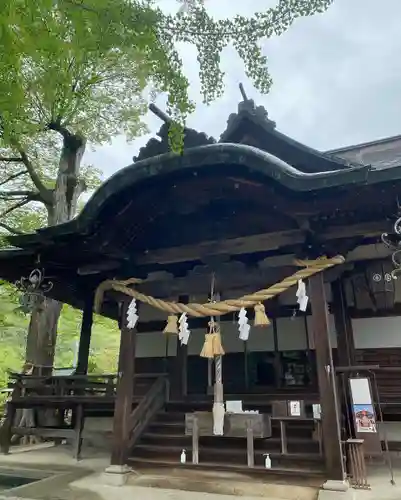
[349,377,382,456]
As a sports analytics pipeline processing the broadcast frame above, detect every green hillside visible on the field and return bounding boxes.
[0,283,120,401]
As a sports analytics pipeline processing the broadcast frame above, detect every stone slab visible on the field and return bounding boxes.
[318,489,355,500]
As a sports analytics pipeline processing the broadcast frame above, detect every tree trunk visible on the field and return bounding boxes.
[48,132,86,225]
[15,131,86,435]
[25,296,63,370]
[25,131,86,369]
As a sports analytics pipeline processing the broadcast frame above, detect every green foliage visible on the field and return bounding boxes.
[55,305,120,374]
[0,0,334,164]
[0,289,120,407]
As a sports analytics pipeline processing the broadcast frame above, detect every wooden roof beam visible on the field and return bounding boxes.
[137,220,391,266]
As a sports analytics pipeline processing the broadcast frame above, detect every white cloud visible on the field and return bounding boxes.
[85,0,401,179]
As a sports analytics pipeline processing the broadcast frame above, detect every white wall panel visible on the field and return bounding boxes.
[353,317,401,349]
[138,304,169,321]
[220,322,245,353]
[247,323,274,352]
[136,331,177,357]
[187,328,206,355]
[277,317,307,351]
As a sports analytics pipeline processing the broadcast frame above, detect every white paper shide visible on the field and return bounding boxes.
[296,279,309,312]
[178,312,191,345]
[238,307,251,341]
[126,298,139,329]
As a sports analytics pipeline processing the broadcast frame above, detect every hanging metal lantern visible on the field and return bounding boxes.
[381,216,401,279]
[15,268,53,313]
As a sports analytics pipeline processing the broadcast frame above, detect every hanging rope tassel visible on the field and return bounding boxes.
[164,314,178,334]
[254,302,270,327]
[212,329,225,356]
[200,333,215,359]
[200,321,225,358]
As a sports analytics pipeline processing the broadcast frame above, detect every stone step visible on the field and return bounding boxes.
[140,432,320,453]
[128,455,325,479]
[131,443,323,469]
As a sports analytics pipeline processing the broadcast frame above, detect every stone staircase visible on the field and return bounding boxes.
[128,399,325,479]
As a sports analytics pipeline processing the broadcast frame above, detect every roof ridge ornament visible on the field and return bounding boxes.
[238,83,276,129]
[133,104,216,162]
[221,84,276,141]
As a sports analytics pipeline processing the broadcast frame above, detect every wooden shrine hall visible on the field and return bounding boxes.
[1,96,401,493]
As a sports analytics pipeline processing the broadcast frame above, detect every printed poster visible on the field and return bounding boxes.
[353,404,377,433]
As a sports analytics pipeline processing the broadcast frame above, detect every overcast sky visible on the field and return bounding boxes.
[84,0,401,180]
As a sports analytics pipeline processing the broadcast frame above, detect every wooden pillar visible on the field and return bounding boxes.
[76,292,94,374]
[272,317,282,388]
[309,274,345,482]
[173,343,187,399]
[303,315,316,387]
[331,279,355,367]
[331,279,357,447]
[110,301,136,466]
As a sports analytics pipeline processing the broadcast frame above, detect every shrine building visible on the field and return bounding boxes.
[1,96,401,495]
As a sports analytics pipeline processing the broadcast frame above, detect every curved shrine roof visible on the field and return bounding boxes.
[1,102,401,311]
[7,142,374,249]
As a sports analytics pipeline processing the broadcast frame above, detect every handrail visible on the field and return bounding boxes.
[6,372,169,403]
[6,373,118,400]
[128,375,168,449]
[8,372,165,382]
[7,373,117,381]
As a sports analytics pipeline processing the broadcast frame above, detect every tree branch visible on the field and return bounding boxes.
[0,198,32,218]
[0,156,24,162]
[47,120,76,141]
[0,190,38,198]
[0,222,25,235]
[0,170,28,187]
[12,144,53,205]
